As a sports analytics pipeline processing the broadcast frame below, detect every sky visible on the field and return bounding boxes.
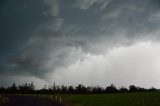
[1,0,160,89]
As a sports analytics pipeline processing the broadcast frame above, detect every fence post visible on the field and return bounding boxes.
[50,95,52,100]
[60,96,62,102]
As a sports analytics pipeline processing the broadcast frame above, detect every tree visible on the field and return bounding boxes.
[129,85,139,92]
[7,83,18,93]
[76,84,87,94]
[105,84,118,93]
[119,87,128,93]
[0,87,5,94]
[18,82,35,93]
[68,86,74,93]
[61,85,67,93]
[92,86,103,94]
[148,87,158,92]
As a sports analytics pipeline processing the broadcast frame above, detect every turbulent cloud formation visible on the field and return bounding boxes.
[74,0,112,10]
[1,0,160,88]
[43,0,60,17]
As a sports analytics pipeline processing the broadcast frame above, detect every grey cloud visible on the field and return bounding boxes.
[99,0,160,39]
[10,0,160,76]
[67,0,160,47]
[1,0,160,85]
[47,18,64,31]
[74,0,113,10]
[43,0,60,17]
[8,30,84,78]
[0,0,50,52]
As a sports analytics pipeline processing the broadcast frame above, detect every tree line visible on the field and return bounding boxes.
[0,83,159,94]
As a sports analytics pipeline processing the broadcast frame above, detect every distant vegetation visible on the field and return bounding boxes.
[0,83,159,94]
[0,83,160,106]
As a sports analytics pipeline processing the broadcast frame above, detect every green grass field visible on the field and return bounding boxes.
[1,93,160,106]
[61,93,160,106]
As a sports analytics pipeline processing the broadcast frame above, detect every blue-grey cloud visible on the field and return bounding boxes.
[0,0,50,52]
[1,0,160,87]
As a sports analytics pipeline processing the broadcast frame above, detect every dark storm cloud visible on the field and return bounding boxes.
[8,30,83,77]
[0,0,50,52]
[0,0,56,77]
[68,0,160,53]
[101,0,160,34]
[0,0,6,4]
[1,0,160,81]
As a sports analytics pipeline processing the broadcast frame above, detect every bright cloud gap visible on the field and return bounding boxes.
[45,41,160,89]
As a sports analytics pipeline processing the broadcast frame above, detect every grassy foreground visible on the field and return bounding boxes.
[61,93,160,106]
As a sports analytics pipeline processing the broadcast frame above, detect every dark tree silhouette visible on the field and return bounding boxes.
[0,82,159,94]
[129,85,139,92]
[105,84,118,93]
[92,86,103,94]
[148,87,158,92]
[68,86,74,93]
[7,83,18,94]
[61,85,67,94]
[18,82,35,93]
[119,87,128,93]
[75,84,87,94]
[0,87,5,94]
